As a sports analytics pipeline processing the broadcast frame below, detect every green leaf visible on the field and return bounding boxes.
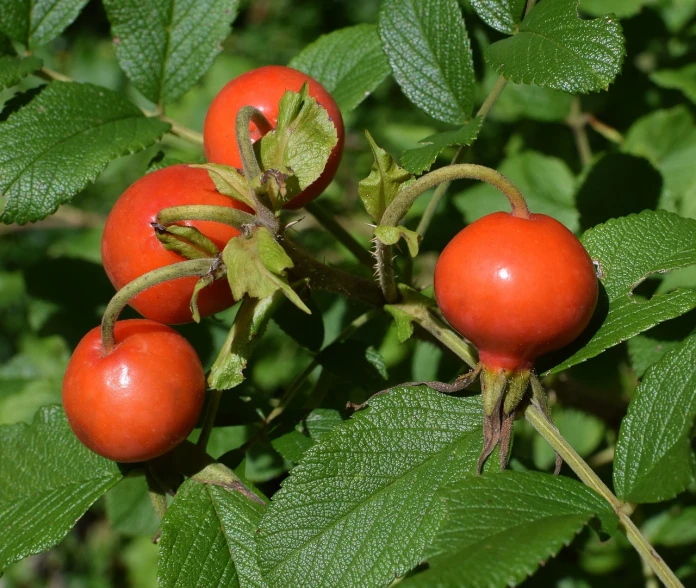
[222,226,310,314]
[272,296,324,352]
[359,131,414,222]
[271,430,313,465]
[191,163,257,210]
[379,0,476,124]
[208,294,283,391]
[304,408,344,441]
[401,117,483,175]
[384,304,416,343]
[0,0,89,48]
[258,86,338,206]
[547,210,696,373]
[288,24,391,112]
[0,82,169,225]
[644,506,696,547]
[533,408,605,471]
[0,54,41,91]
[622,106,696,218]
[470,0,526,34]
[257,387,491,587]
[316,341,388,388]
[614,334,696,503]
[576,153,662,231]
[374,224,421,257]
[103,0,240,104]
[454,151,579,231]
[158,479,265,588]
[0,406,122,571]
[105,473,161,537]
[403,472,617,587]
[485,0,625,93]
[650,64,696,105]
[580,0,647,18]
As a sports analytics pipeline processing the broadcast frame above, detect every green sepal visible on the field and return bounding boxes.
[374,224,421,257]
[503,369,531,415]
[154,223,219,259]
[190,163,257,210]
[358,131,414,222]
[258,83,337,208]
[208,293,284,390]
[189,260,227,323]
[481,366,507,417]
[222,226,310,314]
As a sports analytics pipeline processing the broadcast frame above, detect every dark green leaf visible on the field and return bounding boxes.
[272,296,324,352]
[0,54,41,91]
[650,64,696,105]
[580,0,647,18]
[105,473,161,537]
[576,153,662,231]
[0,0,89,48]
[358,131,414,222]
[454,151,579,231]
[401,117,482,175]
[103,0,240,104]
[548,210,696,373]
[485,0,625,93]
[485,73,574,122]
[257,387,490,587]
[403,472,617,587]
[289,24,390,112]
[0,406,122,571]
[271,429,313,465]
[614,334,696,503]
[379,0,476,124]
[317,341,388,388]
[644,506,696,547]
[0,82,169,225]
[158,479,265,587]
[470,0,526,34]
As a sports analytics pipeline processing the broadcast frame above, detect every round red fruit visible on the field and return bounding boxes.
[102,165,250,324]
[203,65,344,209]
[62,320,205,462]
[434,212,598,371]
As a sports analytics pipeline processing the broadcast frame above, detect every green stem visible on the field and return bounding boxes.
[197,389,223,451]
[100,258,217,352]
[157,205,257,230]
[411,308,478,368]
[568,98,592,167]
[305,201,373,267]
[525,404,684,588]
[524,0,537,16]
[375,240,399,303]
[383,164,529,227]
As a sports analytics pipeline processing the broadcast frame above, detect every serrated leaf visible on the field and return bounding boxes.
[208,294,282,390]
[403,472,617,587]
[257,387,492,587]
[158,479,265,588]
[650,64,696,105]
[576,153,662,231]
[379,0,476,124]
[470,0,526,34]
[0,406,122,571]
[614,334,696,503]
[580,0,647,18]
[0,82,169,225]
[289,24,390,112]
[374,224,421,257]
[222,226,310,314]
[485,0,625,93]
[103,0,240,104]
[401,117,482,175]
[0,54,41,91]
[0,0,89,48]
[454,151,579,231]
[547,210,696,373]
[359,131,414,222]
[622,106,696,218]
[105,473,161,537]
[258,86,337,206]
[190,163,256,210]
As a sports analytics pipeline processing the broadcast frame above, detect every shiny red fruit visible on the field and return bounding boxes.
[203,65,344,209]
[434,212,598,371]
[102,165,250,324]
[62,320,205,462]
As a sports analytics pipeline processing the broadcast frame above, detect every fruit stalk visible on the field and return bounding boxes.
[100,258,219,352]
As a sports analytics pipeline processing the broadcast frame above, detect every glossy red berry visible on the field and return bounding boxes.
[434,212,598,371]
[203,65,344,209]
[62,320,205,462]
[102,165,250,324]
